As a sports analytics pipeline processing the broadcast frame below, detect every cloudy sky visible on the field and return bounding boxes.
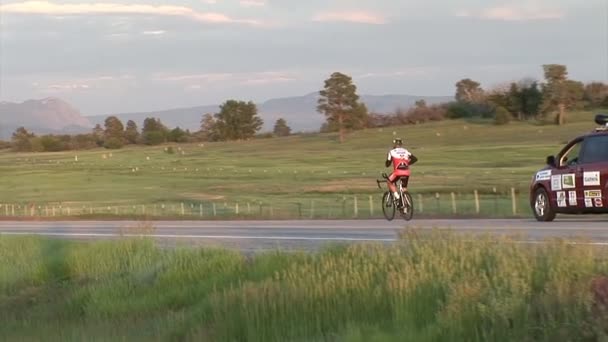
[0,0,606,115]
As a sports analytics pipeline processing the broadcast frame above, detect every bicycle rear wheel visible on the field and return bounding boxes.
[401,192,414,221]
[381,191,396,221]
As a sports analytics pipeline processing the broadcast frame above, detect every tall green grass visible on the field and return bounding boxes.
[2,230,608,341]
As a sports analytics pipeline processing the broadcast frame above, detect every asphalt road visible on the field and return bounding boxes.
[0,218,607,251]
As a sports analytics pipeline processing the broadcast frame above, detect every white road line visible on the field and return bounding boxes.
[0,232,396,242]
[3,231,608,247]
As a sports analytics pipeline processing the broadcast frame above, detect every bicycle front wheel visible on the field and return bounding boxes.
[401,192,414,221]
[381,191,396,221]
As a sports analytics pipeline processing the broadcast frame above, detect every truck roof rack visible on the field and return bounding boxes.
[594,114,608,132]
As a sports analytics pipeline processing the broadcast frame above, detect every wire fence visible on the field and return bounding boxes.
[0,189,534,220]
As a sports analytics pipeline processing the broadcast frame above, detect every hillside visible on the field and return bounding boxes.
[0,110,601,219]
[0,93,452,139]
[0,98,92,139]
[89,93,453,133]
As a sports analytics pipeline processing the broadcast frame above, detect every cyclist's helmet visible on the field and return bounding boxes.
[393,138,403,146]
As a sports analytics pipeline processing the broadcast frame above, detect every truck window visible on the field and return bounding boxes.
[560,140,582,166]
[581,135,608,164]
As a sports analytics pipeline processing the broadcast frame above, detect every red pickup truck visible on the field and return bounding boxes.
[530,115,608,221]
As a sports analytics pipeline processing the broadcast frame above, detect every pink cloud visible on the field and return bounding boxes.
[0,1,263,26]
[240,0,266,8]
[155,71,297,87]
[456,3,564,21]
[312,10,387,25]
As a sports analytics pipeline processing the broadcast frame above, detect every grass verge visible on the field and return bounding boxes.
[2,228,608,341]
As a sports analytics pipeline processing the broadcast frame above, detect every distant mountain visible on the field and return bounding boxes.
[90,93,453,133]
[0,98,92,140]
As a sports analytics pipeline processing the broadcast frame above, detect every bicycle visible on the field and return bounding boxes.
[376,173,414,221]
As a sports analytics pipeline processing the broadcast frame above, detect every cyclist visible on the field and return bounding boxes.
[385,138,418,206]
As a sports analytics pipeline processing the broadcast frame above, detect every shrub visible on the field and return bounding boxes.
[446,102,494,119]
[103,137,124,149]
[143,131,165,146]
[494,106,511,125]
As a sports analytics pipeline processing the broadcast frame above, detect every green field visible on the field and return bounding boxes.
[2,230,607,341]
[0,112,602,219]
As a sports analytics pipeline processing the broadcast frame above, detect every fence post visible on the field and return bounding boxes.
[353,196,358,218]
[474,190,480,214]
[451,192,457,214]
[247,202,251,214]
[493,187,498,215]
[235,203,239,215]
[213,203,217,217]
[369,195,374,217]
[200,203,203,217]
[342,196,346,218]
[181,203,185,216]
[511,188,517,216]
[418,194,424,213]
[435,193,440,214]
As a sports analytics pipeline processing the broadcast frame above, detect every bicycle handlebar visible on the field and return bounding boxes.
[376,173,390,189]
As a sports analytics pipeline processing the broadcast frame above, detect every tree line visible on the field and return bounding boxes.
[8,100,293,152]
[319,64,608,143]
[4,63,607,151]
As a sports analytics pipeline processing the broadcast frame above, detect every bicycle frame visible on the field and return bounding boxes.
[377,177,409,208]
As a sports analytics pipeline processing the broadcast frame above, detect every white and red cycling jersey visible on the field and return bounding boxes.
[386,147,417,182]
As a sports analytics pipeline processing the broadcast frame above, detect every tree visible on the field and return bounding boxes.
[124,120,140,144]
[487,80,542,120]
[519,81,543,119]
[455,78,484,103]
[92,124,104,147]
[415,99,427,108]
[584,82,608,108]
[317,72,367,143]
[507,83,523,119]
[213,100,263,141]
[541,64,584,125]
[104,116,124,138]
[142,117,168,134]
[0,140,11,150]
[199,113,218,141]
[103,116,124,148]
[142,118,168,145]
[11,127,34,152]
[168,127,188,143]
[40,135,66,152]
[273,118,291,137]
